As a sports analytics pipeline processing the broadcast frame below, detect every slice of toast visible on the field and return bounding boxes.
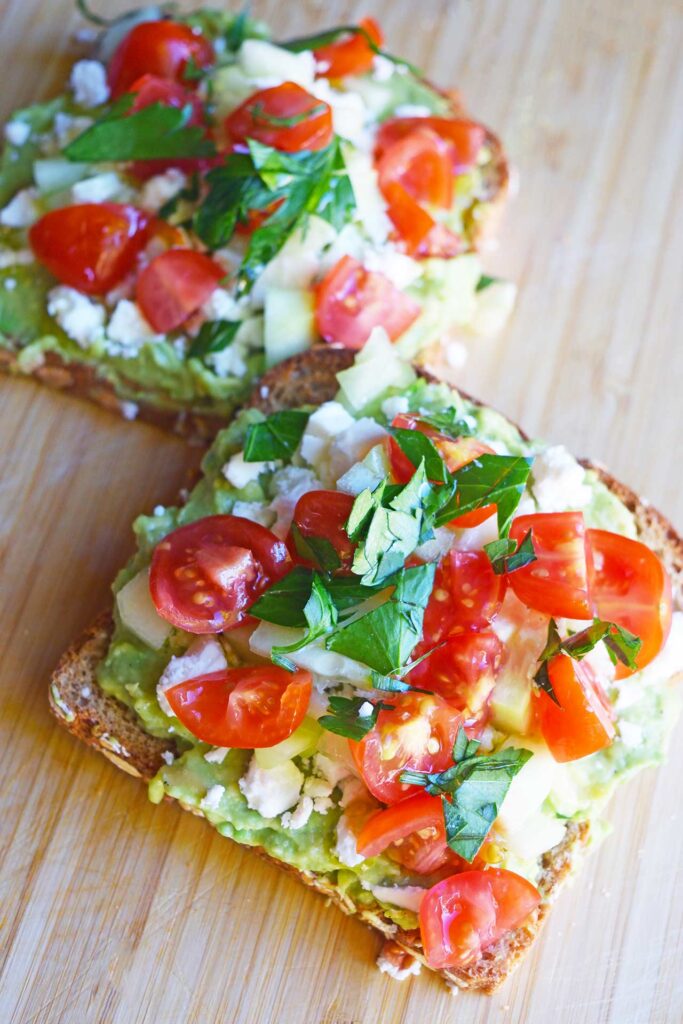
[48,348,683,991]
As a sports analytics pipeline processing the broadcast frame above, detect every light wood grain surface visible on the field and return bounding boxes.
[1,2,682,1022]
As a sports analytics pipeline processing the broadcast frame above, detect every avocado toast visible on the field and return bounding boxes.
[49,345,683,992]
[0,5,511,439]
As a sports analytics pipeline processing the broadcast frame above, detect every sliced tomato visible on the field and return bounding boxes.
[136,248,225,332]
[225,82,333,153]
[381,181,462,259]
[315,255,421,349]
[108,20,215,97]
[126,73,212,180]
[409,632,502,720]
[150,515,293,634]
[314,17,383,78]
[587,529,673,677]
[534,653,616,762]
[350,693,463,805]
[357,791,459,874]
[378,127,455,209]
[508,512,592,619]
[290,490,356,572]
[376,116,486,173]
[165,665,312,748]
[29,203,149,295]
[389,414,495,526]
[420,550,507,640]
[419,869,541,970]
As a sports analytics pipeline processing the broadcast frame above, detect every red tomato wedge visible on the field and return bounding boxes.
[419,869,541,970]
[350,693,463,805]
[419,550,507,639]
[314,17,383,78]
[378,127,455,209]
[316,255,421,349]
[508,512,592,619]
[389,414,495,527]
[127,73,212,180]
[136,248,225,332]
[225,82,333,153]
[376,116,486,173]
[409,632,502,720]
[356,791,458,874]
[587,529,673,677]
[165,665,312,748]
[534,653,616,762]
[291,490,356,572]
[150,515,293,634]
[108,20,215,97]
[29,203,149,295]
[381,181,462,259]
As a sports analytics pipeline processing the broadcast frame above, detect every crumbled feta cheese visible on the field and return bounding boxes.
[343,148,391,246]
[161,750,175,766]
[204,746,229,765]
[618,720,644,748]
[358,701,374,718]
[393,104,432,118]
[70,59,110,107]
[0,187,39,227]
[139,168,187,212]
[449,514,500,552]
[223,451,277,489]
[208,340,248,379]
[53,112,93,147]
[532,445,591,512]
[309,78,369,148]
[376,948,422,981]
[339,776,366,808]
[364,246,422,291]
[4,120,31,146]
[270,466,322,538]
[327,417,389,484]
[120,401,139,421]
[372,54,396,82]
[157,637,227,717]
[200,784,226,812]
[380,395,408,422]
[280,794,314,830]
[106,300,162,356]
[0,248,33,269]
[334,813,365,867]
[299,400,355,471]
[369,885,427,913]
[231,500,275,528]
[239,756,303,818]
[313,752,352,789]
[47,286,105,349]
[71,171,123,204]
[238,39,316,89]
[303,776,333,799]
[200,286,241,322]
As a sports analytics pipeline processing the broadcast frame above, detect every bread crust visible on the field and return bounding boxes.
[48,348,682,992]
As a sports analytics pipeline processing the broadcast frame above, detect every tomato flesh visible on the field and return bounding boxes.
[127,73,211,179]
[378,127,455,209]
[376,116,486,173]
[165,665,312,748]
[316,255,421,349]
[381,180,462,258]
[508,512,592,619]
[534,653,616,762]
[225,82,333,153]
[357,791,460,874]
[314,17,383,78]
[419,549,507,638]
[419,869,541,970]
[291,490,356,572]
[29,203,149,295]
[409,632,502,720]
[150,515,293,634]
[108,20,215,97]
[587,528,673,677]
[136,248,225,332]
[350,693,463,805]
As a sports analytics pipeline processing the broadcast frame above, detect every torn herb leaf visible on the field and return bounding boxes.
[485,529,536,575]
[318,696,394,742]
[271,573,338,666]
[243,409,310,462]
[188,319,241,360]
[435,454,533,536]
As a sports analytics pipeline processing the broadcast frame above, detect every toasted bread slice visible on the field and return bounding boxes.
[48,348,682,992]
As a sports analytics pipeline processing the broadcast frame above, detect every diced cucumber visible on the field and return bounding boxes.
[263,287,316,368]
[491,672,532,734]
[116,569,172,650]
[336,328,416,411]
[254,717,322,769]
[33,158,89,195]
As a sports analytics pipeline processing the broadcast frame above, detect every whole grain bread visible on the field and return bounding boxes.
[48,348,682,992]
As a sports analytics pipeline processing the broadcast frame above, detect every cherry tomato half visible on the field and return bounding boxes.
[316,255,421,349]
[136,248,225,332]
[378,127,455,209]
[314,17,383,78]
[419,869,540,970]
[419,549,507,639]
[376,116,486,173]
[587,529,673,677]
[225,82,333,153]
[165,664,312,747]
[508,512,592,619]
[409,632,502,720]
[534,653,616,762]
[357,790,458,875]
[108,20,215,97]
[350,693,463,805]
[29,203,149,295]
[150,515,293,634]
[290,490,356,572]
[380,181,462,259]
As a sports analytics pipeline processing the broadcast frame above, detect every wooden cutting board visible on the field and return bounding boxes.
[1,2,682,1021]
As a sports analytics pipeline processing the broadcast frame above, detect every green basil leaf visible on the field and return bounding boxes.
[533,619,563,705]
[484,529,536,575]
[243,409,310,462]
[390,427,450,484]
[271,573,338,662]
[318,696,394,742]
[414,408,474,440]
[475,274,499,292]
[290,523,341,573]
[188,320,241,360]
[436,454,534,536]
[534,617,642,702]
[249,566,313,627]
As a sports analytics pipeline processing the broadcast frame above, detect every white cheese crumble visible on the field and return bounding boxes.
[358,701,374,718]
[200,286,242,322]
[53,112,94,147]
[238,39,316,89]
[532,445,591,512]
[71,171,124,204]
[369,885,427,913]
[139,169,187,212]
[313,752,352,789]
[47,286,105,348]
[0,248,33,269]
[299,400,355,472]
[339,776,367,808]
[161,750,175,766]
[157,637,228,717]
[222,451,277,489]
[204,746,229,765]
[0,187,39,227]
[334,813,365,867]
[280,794,314,830]
[231,500,275,528]
[200,784,226,813]
[4,120,31,146]
[70,59,110,107]
[327,417,389,484]
[376,949,422,981]
[106,300,162,356]
[363,246,422,291]
[239,756,303,818]
[270,466,322,538]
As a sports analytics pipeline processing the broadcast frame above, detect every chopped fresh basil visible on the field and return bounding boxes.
[188,320,241,361]
[475,274,499,292]
[64,97,216,162]
[390,427,450,485]
[435,454,534,536]
[271,574,338,668]
[318,695,395,742]
[290,523,341,573]
[250,101,328,129]
[250,567,379,628]
[413,408,474,440]
[533,619,563,705]
[484,529,536,575]
[282,23,420,76]
[326,563,435,675]
[242,409,310,462]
